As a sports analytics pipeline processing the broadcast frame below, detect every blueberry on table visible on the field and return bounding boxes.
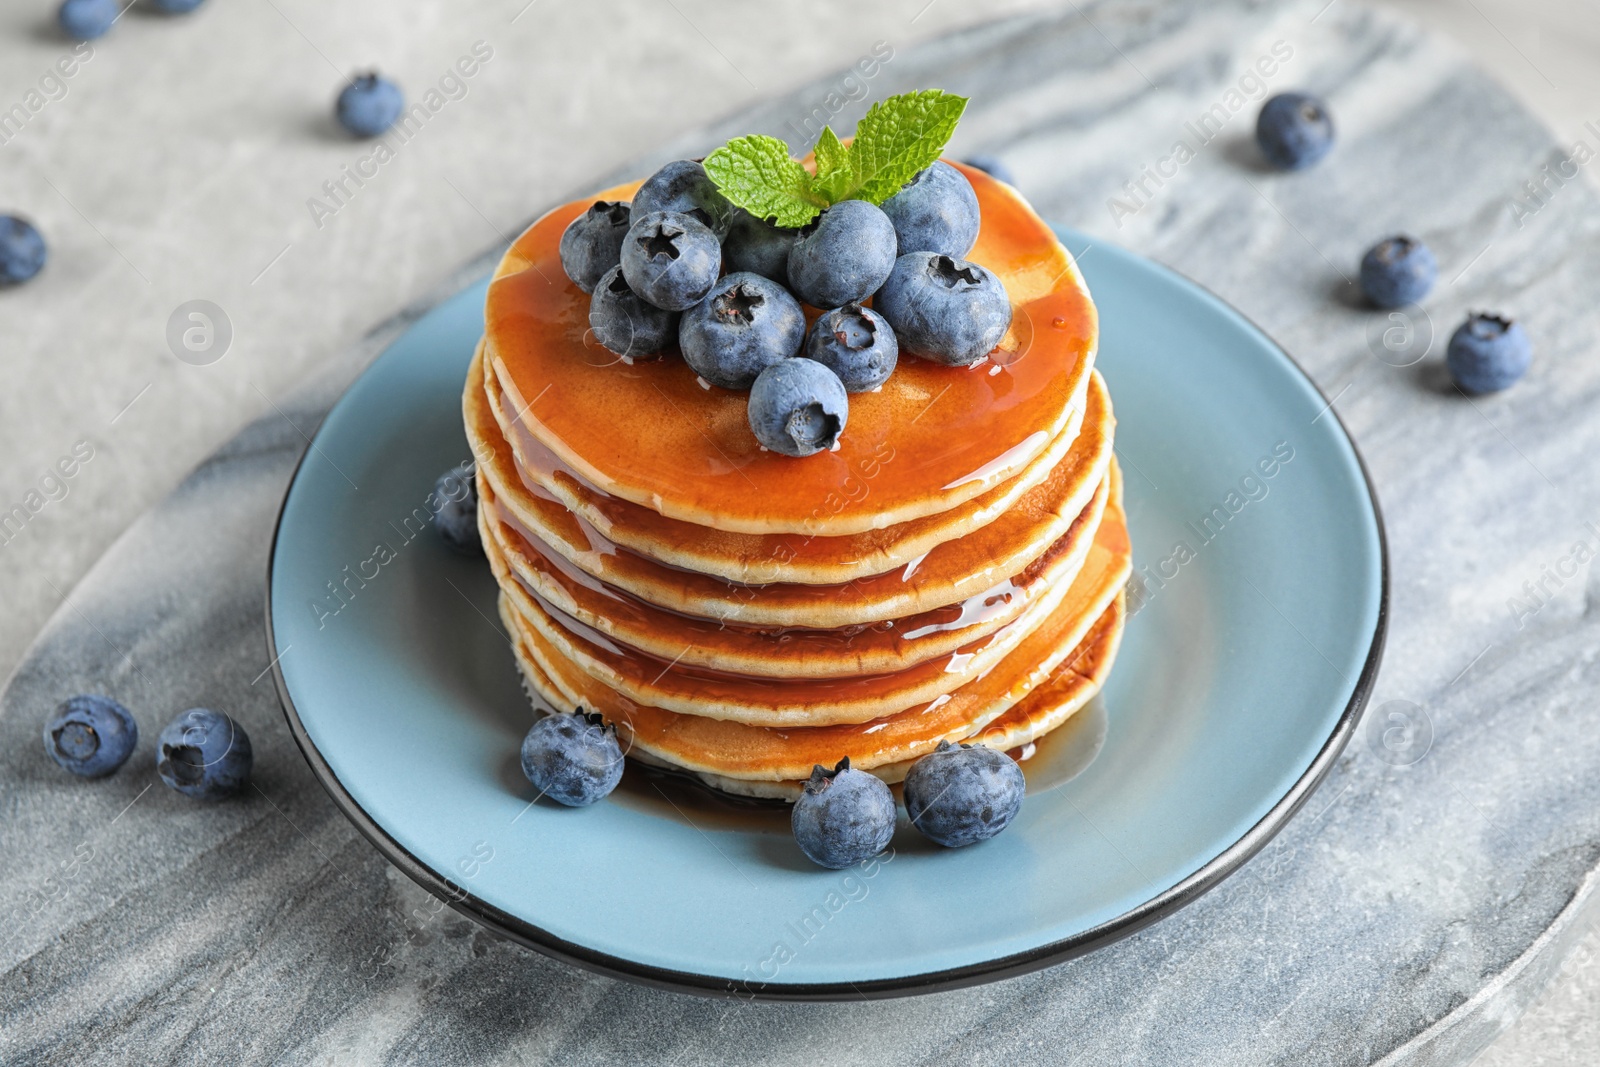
[620,210,721,312]
[433,467,482,556]
[722,208,796,286]
[1255,92,1335,170]
[57,0,117,40]
[148,0,207,12]
[588,265,679,359]
[748,358,849,458]
[791,757,896,869]
[679,272,806,390]
[874,252,1013,367]
[0,216,47,287]
[44,696,137,778]
[880,161,980,258]
[335,73,404,138]
[903,740,1025,848]
[961,153,1017,187]
[630,159,734,238]
[1446,313,1531,394]
[786,199,898,309]
[157,708,252,799]
[804,303,898,392]
[1359,235,1437,308]
[520,710,624,807]
[559,200,631,294]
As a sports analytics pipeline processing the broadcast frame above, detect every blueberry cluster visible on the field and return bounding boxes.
[560,159,1013,458]
[43,696,254,800]
[58,0,204,42]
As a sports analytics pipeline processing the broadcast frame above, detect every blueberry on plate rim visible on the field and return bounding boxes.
[1359,235,1437,309]
[880,161,980,259]
[589,264,680,359]
[157,708,253,799]
[0,216,47,287]
[903,739,1025,848]
[336,72,404,138]
[433,466,482,556]
[804,302,899,392]
[1446,312,1531,395]
[748,358,849,458]
[785,199,898,309]
[791,757,897,869]
[680,272,807,390]
[44,695,138,778]
[559,200,632,294]
[874,251,1013,367]
[521,709,625,807]
[620,210,721,312]
[1255,91,1335,170]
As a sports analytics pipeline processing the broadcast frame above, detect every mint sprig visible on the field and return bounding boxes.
[703,89,969,228]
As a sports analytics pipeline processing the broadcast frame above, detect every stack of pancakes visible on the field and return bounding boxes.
[466,166,1132,799]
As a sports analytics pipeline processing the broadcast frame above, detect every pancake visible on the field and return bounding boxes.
[480,470,1108,678]
[479,344,1093,585]
[496,496,1130,781]
[486,474,1107,725]
[469,363,1117,629]
[482,163,1098,536]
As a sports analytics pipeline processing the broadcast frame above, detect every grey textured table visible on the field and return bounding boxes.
[5,1,1600,1063]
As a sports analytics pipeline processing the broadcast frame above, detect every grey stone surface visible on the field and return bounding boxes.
[3,1,1599,1063]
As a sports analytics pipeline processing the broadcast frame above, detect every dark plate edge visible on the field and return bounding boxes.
[264,229,1390,1002]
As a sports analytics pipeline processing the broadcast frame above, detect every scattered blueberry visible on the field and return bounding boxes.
[791,757,896,869]
[520,710,624,807]
[721,208,796,285]
[1359,235,1437,308]
[620,210,721,312]
[874,252,1013,366]
[748,358,849,458]
[880,161,980,258]
[786,199,898,309]
[588,265,680,359]
[804,303,898,392]
[433,466,481,556]
[148,0,206,12]
[43,696,137,778]
[157,708,252,799]
[903,740,1025,848]
[681,272,806,390]
[630,159,733,238]
[335,73,404,138]
[559,200,631,294]
[1255,92,1335,170]
[961,154,1017,187]
[0,216,47,287]
[57,0,117,40]
[1446,313,1531,394]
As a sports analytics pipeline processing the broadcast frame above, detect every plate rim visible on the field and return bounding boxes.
[264,228,1389,1001]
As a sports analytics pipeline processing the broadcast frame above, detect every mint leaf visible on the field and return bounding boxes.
[703,135,828,228]
[812,126,854,203]
[847,89,968,204]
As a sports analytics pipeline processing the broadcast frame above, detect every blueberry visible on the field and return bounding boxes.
[679,272,806,390]
[588,265,680,359]
[874,252,1013,367]
[1256,92,1335,170]
[630,160,733,238]
[1359,235,1437,308]
[0,217,47,287]
[748,358,848,458]
[148,0,206,11]
[786,200,898,309]
[962,154,1017,187]
[880,162,980,258]
[804,303,898,392]
[43,696,137,778]
[903,740,1024,848]
[433,466,482,556]
[722,208,796,285]
[157,708,252,800]
[58,0,117,40]
[559,200,631,294]
[1447,313,1531,394]
[791,758,896,869]
[336,73,404,138]
[620,210,721,312]
[520,710,624,807]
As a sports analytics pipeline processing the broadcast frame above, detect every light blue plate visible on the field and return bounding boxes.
[267,228,1386,999]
